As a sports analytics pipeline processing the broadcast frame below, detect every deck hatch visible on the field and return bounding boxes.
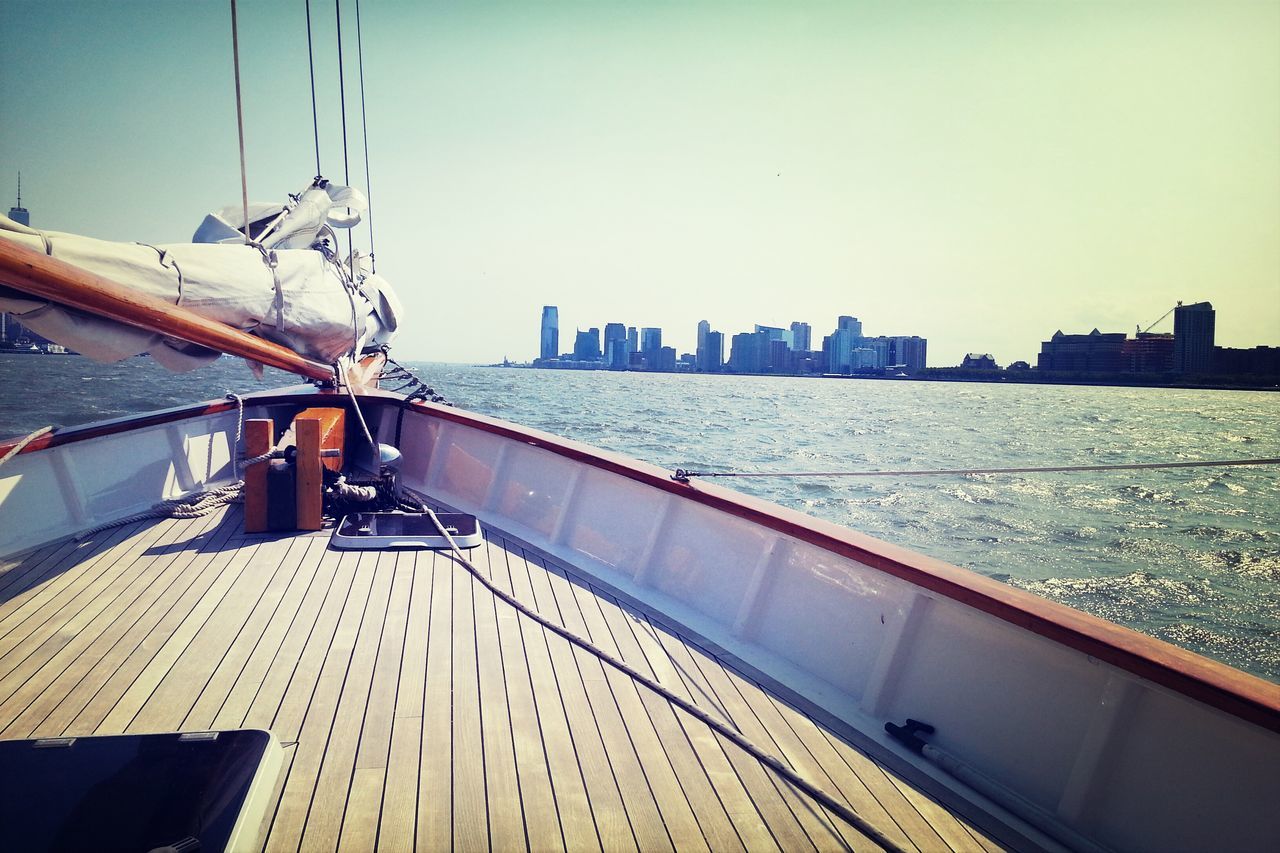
[331,511,483,549]
[0,729,280,853]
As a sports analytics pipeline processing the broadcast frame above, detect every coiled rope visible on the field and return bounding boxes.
[74,393,254,541]
[673,457,1280,482]
[413,503,908,853]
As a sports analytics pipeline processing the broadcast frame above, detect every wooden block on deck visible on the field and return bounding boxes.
[294,408,345,531]
[295,407,345,472]
[244,419,273,533]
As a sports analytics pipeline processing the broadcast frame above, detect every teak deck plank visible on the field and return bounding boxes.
[487,539,569,853]
[518,546,641,853]
[378,550,434,852]
[36,513,245,738]
[470,538,529,850]
[181,535,317,730]
[575,579,755,852]
[501,540,600,853]
[0,506,1006,853]
[555,562,709,852]
[0,511,229,737]
[417,543,454,852]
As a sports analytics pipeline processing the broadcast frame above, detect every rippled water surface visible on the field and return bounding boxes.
[3,355,1278,680]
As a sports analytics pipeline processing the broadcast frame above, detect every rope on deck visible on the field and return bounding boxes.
[414,502,911,853]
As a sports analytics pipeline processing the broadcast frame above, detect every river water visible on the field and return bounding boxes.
[3,354,1278,681]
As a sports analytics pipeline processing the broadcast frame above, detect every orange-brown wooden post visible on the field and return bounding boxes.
[292,407,345,531]
[295,417,323,530]
[243,418,273,533]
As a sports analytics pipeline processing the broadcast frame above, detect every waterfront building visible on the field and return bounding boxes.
[1123,332,1174,374]
[1038,329,1127,373]
[729,331,770,373]
[652,346,677,372]
[1214,345,1280,376]
[1173,301,1215,374]
[603,323,628,369]
[961,353,1000,370]
[627,326,638,354]
[696,320,710,353]
[539,306,559,361]
[768,339,790,373]
[790,321,811,353]
[865,338,885,366]
[851,347,879,370]
[825,327,857,373]
[700,331,724,372]
[573,328,601,362]
[641,327,662,354]
[887,336,927,372]
[837,315,863,337]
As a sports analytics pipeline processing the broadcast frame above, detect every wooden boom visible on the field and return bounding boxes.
[0,237,334,381]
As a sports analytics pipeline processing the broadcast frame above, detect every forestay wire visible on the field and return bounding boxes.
[229,0,251,245]
[673,457,1280,482]
[304,0,322,175]
[354,0,377,272]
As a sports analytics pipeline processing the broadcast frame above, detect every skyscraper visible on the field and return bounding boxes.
[701,331,724,372]
[603,322,628,369]
[8,172,29,227]
[888,336,928,372]
[1173,301,1215,374]
[539,306,559,361]
[790,321,811,352]
[696,320,710,353]
[573,328,601,361]
[627,326,638,354]
[3,176,30,344]
[837,315,862,337]
[640,327,662,354]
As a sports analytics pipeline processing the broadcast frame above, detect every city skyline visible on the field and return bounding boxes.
[2,2,1277,366]
[533,298,1276,372]
[531,298,1276,380]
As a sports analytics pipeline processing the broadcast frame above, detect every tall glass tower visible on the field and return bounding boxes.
[539,306,559,361]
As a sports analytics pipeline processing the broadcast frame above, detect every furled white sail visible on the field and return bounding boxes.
[0,179,399,372]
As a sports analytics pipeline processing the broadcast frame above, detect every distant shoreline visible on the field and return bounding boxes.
[488,362,1280,393]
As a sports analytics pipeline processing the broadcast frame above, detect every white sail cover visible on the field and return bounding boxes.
[0,179,400,372]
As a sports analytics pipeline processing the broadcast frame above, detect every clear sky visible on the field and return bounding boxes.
[2,1,1277,366]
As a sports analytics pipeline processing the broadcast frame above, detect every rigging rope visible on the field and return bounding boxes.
[334,0,354,264]
[413,503,906,853]
[0,426,53,468]
[673,457,1280,482]
[304,0,322,176]
[378,354,451,404]
[229,0,252,245]
[354,0,376,273]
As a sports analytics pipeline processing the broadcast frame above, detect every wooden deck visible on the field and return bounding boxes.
[0,506,1005,852]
